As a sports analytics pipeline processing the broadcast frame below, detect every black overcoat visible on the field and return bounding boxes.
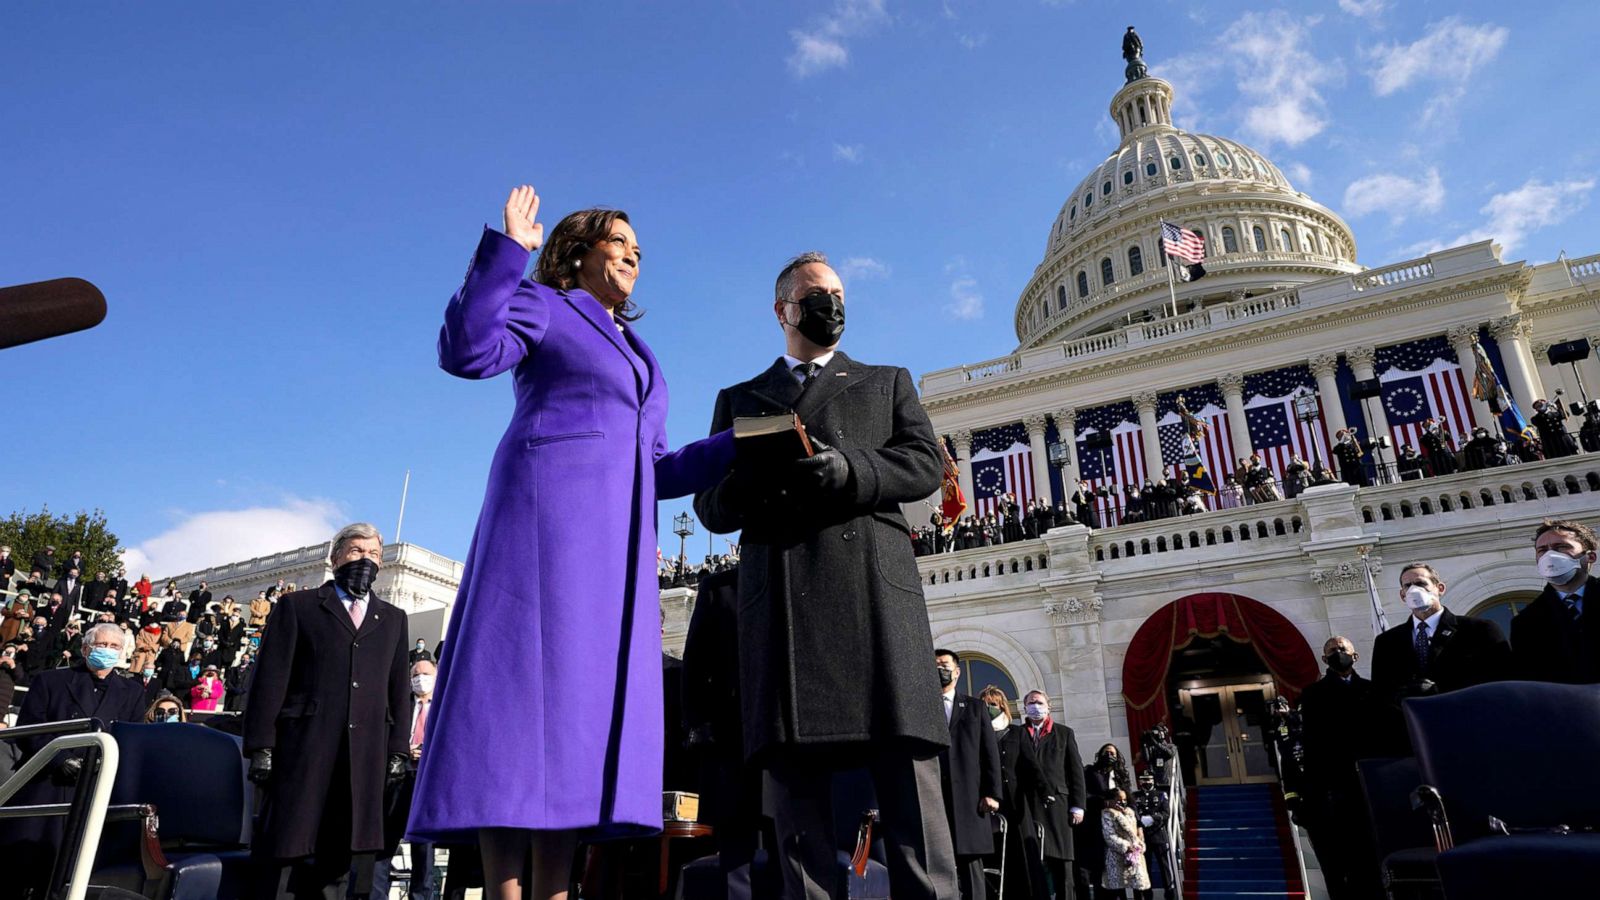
[1021,721,1086,860]
[242,581,410,859]
[1511,575,1600,684]
[939,693,1003,855]
[694,353,948,760]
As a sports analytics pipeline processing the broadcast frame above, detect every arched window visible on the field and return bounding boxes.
[1077,271,1089,298]
[1123,171,1134,185]
[1100,257,1115,286]
[1128,245,1144,276]
[1103,180,1112,196]
[1469,593,1543,635]
[1318,234,1329,256]
[1057,284,1067,310]
[1069,205,1077,222]
[1170,156,1184,170]
[1279,228,1293,251]
[1222,226,1239,254]
[1252,226,1266,252]
[1193,153,1207,167]
[1145,161,1158,177]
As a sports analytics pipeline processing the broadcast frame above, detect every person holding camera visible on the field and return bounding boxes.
[1532,395,1580,458]
[1370,563,1510,753]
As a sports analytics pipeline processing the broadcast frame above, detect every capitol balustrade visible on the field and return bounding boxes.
[1568,251,1600,281]
[932,242,1497,398]
[913,454,1600,596]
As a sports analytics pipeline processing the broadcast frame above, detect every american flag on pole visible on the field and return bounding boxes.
[1161,221,1206,263]
[1242,365,1331,482]
[1074,401,1145,526]
[1378,337,1478,452]
[970,423,1036,517]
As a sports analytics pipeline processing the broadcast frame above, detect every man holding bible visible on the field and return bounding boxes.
[695,252,957,900]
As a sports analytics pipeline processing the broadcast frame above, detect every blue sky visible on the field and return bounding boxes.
[4,1,1596,577]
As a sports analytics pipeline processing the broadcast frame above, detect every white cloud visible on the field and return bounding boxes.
[787,0,890,78]
[1342,167,1444,222]
[832,143,864,164]
[120,497,345,580]
[1338,0,1388,18]
[839,256,890,281]
[946,276,984,320]
[1365,18,1507,122]
[1285,161,1314,188]
[957,32,987,50]
[1156,12,1341,148]
[1439,178,1595,256]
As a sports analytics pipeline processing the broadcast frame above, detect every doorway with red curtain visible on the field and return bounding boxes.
[1122,592,1320,784]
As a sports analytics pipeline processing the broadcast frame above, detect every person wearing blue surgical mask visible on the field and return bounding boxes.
[1512,520,1600,683]
[144,692,187,724]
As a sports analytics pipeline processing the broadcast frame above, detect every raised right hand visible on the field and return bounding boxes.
[502,185,544,252]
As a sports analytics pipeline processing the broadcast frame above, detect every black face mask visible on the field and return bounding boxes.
[788,290,845,348]
[1326,650,1354,673]
[936,666,954,688]
[335,558,379,597]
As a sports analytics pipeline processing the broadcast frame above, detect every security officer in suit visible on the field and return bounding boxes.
[243,523,411,900]
[935,650,1002,900]
[1512,520,1600,684]
[1370,562,1511,753]
[695,252,956,900]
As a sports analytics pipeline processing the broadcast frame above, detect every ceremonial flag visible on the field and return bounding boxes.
[1242,366,1331,483]
[939,438,967,531]
[1156,395,1230,498]
[1469,339,1534,442]
[971,423,1036,517]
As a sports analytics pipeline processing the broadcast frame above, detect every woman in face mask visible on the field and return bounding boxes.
[145,691,188,724]
[979,684,1048,898]
[190,664,224,712]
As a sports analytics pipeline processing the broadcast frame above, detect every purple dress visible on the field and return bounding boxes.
[406,228,733,842]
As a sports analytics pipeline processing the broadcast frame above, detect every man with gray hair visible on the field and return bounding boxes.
[243,522,412,900]
[695,252,956,899]
[4,621,146,896]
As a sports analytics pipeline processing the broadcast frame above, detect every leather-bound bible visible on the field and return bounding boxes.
[732,412,815,465]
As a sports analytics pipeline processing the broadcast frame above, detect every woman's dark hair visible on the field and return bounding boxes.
[532,208,642,321]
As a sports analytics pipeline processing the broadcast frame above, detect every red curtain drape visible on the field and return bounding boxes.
[1123,592,1320,744]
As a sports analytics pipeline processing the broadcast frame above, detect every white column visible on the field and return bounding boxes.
[1492,315,1545,407]
[1447,324,1496,429]
[1133,391,1164,481]
[1217,371,1252,464]
[1584,332,1600,404]
[1309,353,1348,439]
[1054,408,1080,494]
[1346,346,1390,444]
[1024,414,1053,506]
[950,430,975,513]
[1530,340,1571,404]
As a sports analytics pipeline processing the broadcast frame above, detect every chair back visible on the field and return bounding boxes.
[107,722,252,847]
[1404,681,1600,843]
[1356,757,1434,859]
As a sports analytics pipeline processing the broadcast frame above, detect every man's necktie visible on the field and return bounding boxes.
[348,597,365,630]
[1414,621,1430,674]
[1564,595,1582,622]
[794,362,819,385]
[412,699,428,747]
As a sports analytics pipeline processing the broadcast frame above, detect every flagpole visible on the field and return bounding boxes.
[1358,545,1390,636]
[1162,222,1180,318]
[395,469,411,545]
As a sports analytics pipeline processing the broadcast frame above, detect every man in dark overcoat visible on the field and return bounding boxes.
[1019,690,1086,900]
[243,523,411,900]
[1512,520,1599,684]
[695,252,956,899]
[935,650,1002,899]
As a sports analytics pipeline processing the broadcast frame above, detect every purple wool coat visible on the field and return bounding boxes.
[406,228,734,842]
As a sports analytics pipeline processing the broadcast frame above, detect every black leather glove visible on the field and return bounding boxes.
[53,756,84,786]
[386,752,409,785]
[791,437,851,493]
[248,749,273,785]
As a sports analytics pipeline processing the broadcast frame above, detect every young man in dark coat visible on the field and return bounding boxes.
[243,523,412,900]
[695,252,956,900]
[1512,520,1599,684]
[935,650,1003,900]
[1019,690,1086,900]
[1370,562,1510,753]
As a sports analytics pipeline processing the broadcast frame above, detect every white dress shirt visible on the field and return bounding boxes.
[782,351,838,383]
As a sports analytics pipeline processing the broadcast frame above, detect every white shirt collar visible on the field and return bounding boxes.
[1413,607,1444,634]
[332,583,368,606]
[782,351,837,376]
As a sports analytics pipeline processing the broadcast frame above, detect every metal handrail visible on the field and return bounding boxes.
[0,718,121,900]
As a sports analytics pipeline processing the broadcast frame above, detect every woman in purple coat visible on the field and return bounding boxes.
[407,186,733,898]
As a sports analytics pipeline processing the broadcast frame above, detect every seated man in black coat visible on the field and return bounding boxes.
[1370,562,1510,753]
[1512,519,1600,684]
[934,650,1002,900]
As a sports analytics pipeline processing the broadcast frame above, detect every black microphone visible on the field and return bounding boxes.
[0,278,107,350]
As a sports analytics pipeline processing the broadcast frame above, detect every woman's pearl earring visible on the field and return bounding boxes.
[572,259,583,270]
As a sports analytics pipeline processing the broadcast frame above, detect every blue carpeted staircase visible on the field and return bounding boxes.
[1182,783,1306,899]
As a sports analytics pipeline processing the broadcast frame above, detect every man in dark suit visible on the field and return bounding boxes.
[978,687,1048,900]
[1371,562,1511,753]
[83,570,111,611]
[935,650,1002,899]
[53,567,83,610]
[243,523,411,900]
[31,545,56,581]
[0,544,15,593]
[1,622,146,899]
[1019,690,1086,900]
[188,581,213,624]
[1296,636,1379,900]
[1512,519,1600,684]
[695,252,956,899]
[58,551,86,580]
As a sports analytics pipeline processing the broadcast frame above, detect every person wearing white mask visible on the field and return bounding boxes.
[1370,562,1511,753]
[1019,689,1087,900]
[1512,520,1600,684]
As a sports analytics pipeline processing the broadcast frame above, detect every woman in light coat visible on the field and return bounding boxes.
[1101,787,1152,897]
